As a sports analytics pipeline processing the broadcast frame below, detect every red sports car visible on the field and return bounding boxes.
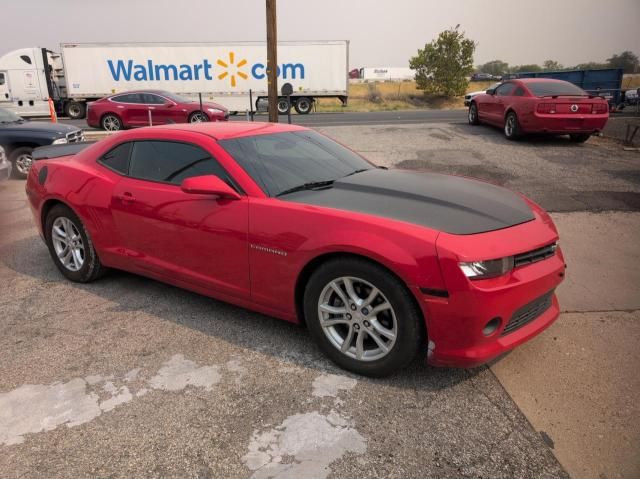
[26,123,565,376]
[86,90,228,131]
[468,78,609,142]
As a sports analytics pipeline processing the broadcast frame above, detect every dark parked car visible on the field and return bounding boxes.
[0,108,84,179]
[86,90,229,131]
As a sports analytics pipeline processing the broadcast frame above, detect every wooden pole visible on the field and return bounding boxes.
[266,0,278,123]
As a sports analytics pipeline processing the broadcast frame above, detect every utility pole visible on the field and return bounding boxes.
[266,0,278,122]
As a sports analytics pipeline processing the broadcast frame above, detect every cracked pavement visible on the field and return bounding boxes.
[1,123,638,478]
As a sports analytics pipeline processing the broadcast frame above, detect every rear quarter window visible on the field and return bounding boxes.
[98,142,132,175]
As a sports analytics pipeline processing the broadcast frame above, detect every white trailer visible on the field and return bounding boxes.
[359,67,415,81]
[0,41,349,118]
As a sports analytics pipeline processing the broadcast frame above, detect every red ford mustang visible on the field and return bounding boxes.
[468,78,609,142]
[86,90,228,131]
[26,123,565,376]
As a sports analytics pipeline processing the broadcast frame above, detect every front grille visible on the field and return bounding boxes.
[501,290,554,336]
[514,243,557,268]
[66,130,85,143]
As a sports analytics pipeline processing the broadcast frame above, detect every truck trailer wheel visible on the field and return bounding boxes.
[294,97,313,115]
[65,101,86,120]
[277,98,290,115]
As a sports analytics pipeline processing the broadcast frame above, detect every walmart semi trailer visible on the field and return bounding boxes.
[0,41,349,118]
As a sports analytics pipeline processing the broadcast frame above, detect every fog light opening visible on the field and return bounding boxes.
[483,317,501,337]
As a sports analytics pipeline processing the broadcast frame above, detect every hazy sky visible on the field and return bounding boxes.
[1,0,638,68]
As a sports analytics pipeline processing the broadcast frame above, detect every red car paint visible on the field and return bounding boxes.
[25,122,565,368]
[472,78,609,136]
[86,90,228,129]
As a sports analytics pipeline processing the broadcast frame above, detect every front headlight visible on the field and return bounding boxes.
[459,257,514,280]
[207,108,225,114]
[52,138,68,145]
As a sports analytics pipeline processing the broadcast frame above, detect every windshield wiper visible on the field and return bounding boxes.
[342,168,369,178]
[276,180,335,197]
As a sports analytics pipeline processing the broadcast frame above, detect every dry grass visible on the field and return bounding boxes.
[315,80,494,112]
[315,75,640,113]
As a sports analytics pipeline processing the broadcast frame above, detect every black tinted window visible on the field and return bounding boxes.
[496,83,515,96]
[98,142,132,175]
[129,141,229,185]
[526,81,587,97]
[141,94,165,105]
[219,131,373,197]
[513,87,526,96]
[112,94,141,103]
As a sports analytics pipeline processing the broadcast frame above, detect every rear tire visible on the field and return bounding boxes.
[504,111,521,140]
[65,101,86,120]
[9,146,34,179]
[189,111,208,123]
[468,102,480,125]
[304,258,424,377]
[101,114,122,131]
[569,133,591,143]
[45,204,106,283]
[294,97,313,115]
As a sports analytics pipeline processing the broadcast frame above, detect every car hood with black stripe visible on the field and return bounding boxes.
[280,168,535,235]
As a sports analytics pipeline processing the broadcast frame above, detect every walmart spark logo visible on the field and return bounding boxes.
[217,52,248,87]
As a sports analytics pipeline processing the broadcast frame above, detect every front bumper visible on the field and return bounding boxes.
[418,207,565,368]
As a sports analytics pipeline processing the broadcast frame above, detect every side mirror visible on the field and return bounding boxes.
[180,175,241,200]
[165,102,175,108]
[486,88,496,95]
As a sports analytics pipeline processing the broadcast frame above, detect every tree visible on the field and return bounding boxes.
[510,64,542,73]
[478,60,509,76]
[543,60,563,71]
[606,51,639,73]
[410,25,476,97]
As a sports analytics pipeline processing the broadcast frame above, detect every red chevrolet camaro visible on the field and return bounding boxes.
[26,122,566,376]
[468,78,609,142]
[86,90,228,131]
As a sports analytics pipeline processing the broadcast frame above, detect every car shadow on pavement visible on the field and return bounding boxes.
[452,123,595,147]
[0,233,478,392]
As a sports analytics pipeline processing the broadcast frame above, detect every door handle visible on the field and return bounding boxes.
[116,192,136,203]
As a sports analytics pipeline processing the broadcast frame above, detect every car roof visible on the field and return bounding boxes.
[516,78,572,84]
[110,89,172,96]
[146,121,308,140]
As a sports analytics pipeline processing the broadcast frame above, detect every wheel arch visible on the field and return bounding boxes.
[294,251,426,334]
[40,198,71,235]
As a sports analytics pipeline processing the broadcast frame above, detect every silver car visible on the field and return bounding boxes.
[0,145,12,181]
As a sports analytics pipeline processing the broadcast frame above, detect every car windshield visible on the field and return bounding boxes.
[526,81,588,97]
[157,91,190,103]
[219,131,374,197]
[0,108,23,123]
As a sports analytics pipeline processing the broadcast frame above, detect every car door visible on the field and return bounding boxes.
[109,139,250,299]
[490,82,516,124]
[141,93,171,125]
[111,93,146,127]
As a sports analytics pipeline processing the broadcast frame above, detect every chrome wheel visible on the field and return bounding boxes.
[102,115,121,131]
[14,153,32,175]
[277,99,290,114]
[468,104,477,123]
[189,112,207,123]
[51,217,85,272]
[505,114,516,137]
[318,276,397,362]
[68,103,81,118]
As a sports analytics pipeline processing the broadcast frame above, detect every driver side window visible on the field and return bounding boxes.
[495,83,515,96]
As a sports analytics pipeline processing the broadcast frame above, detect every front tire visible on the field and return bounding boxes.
[504,111,521,140]
[65,101,86,120]
[304,258,424,377]
[9,146,34,179]
[468,102,480,125]
[45,204,106,283]
[189,111,208,123]
[569,133,591,143]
